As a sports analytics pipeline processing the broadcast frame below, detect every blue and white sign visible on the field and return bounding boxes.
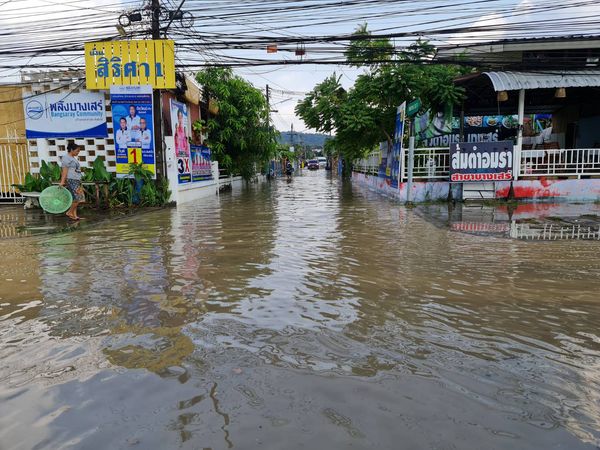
[24,91,107,139]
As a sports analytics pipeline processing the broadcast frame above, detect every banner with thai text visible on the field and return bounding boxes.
[450,141,513,182]
[170,99,193,184]
[379,102,406,187]
[110,85,155,178]
[85,40,175,89]
[190,145,212,182]
[24,91,107,139]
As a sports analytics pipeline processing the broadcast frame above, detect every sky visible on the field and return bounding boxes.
[2,0,600,133]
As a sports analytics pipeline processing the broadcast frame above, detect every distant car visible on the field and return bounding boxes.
[316,156,327,168]
[307,159,319,170]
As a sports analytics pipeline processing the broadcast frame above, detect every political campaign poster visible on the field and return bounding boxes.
[24,91,107,139]
[190,145,212,182]
[110,85,155,178]
[391,102,406,188]
[171,99,192,184]
[378,103,406,187]
[450,141,514,182]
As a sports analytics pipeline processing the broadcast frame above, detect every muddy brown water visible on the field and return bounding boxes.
[1,172,600,449]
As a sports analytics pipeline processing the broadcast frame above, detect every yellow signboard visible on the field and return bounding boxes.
[85,40,175,90]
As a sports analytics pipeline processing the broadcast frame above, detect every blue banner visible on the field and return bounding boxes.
[379,102,406,187]
[191,145,212,182]
[24,92,107,139]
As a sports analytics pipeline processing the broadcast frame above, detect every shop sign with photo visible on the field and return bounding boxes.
[110,85,156,178]
[85,40,176,89]
[416,111,551,147]
[450,141,514,182]
[24,91,107,139]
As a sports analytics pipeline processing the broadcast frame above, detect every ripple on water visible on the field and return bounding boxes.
[1,173,600,448]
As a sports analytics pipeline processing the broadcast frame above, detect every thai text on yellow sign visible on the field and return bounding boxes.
[85,40,175,90]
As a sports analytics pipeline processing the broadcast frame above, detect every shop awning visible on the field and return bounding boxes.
[483,70,600,92]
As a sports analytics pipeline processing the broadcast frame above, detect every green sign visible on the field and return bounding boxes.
[407,98,421,117]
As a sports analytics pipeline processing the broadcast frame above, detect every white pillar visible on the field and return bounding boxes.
[515,89,525,181]
[406,135,415,203]
[33,139,51,174]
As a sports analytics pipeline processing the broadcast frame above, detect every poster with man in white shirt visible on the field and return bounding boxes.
[115,117,130,150]
[139,118,152,150]
[110,85,156,178]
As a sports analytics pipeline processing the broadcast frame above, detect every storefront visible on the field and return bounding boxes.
[353,69,600,203]
[20,63,217,205]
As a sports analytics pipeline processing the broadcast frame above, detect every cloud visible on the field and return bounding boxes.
[448,0,600,44]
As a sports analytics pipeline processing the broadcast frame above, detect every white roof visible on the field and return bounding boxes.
[483,70,600,92]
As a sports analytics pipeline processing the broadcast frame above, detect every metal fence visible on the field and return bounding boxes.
[354,147,450,180]
[510,222,600,240]
[353,150,381,176]
[520,148,600,178]
[0,138,29,203]
[402,147,449,180]
[355,147,600,181]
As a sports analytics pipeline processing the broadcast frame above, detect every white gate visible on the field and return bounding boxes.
[0,135,29,203]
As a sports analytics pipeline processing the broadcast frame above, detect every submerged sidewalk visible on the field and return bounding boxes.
[0,205,163,238]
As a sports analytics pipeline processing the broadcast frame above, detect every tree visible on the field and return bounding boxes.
[195,67,278,180]
[296,27,469,163]
[344,23,394,67]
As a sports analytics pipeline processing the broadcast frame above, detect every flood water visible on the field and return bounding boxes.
[1,172,600,449]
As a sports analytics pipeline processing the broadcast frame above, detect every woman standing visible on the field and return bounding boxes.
[59,142,85,220]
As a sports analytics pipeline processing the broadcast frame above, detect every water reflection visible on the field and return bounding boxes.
[0,174,600,448]
[421,201,600,241]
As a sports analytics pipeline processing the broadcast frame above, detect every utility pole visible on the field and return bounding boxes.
[151,0,166,178]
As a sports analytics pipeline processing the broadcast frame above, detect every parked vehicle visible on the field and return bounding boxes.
[316,156,327,168]
[307,159,319,170]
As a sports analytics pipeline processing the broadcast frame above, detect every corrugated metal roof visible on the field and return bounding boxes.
[483,70,600,91]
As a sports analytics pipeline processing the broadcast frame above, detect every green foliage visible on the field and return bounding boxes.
[108,172,170,208]
[14,160,60,192]
[128,162,155,184]
[195,67,278,180]
[344,23,394,67]
[109,177,134,208]
[323,138,338,157]
[15,159,170,209]
[296,28,469,162]
[13,172,47,192]
[39,160,61,183]
[82,157,111,182]
[154,177,172,206]
[276,144,296,162]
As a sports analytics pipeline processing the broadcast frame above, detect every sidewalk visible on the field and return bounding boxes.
[0,205,161,239]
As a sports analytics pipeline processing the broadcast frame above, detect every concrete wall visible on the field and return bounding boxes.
[496,179,600,202]
[352,172,462,203]
[354,172,600,203]
[164,135,218,204]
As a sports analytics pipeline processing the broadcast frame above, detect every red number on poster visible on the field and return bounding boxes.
[130,149,139,164]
